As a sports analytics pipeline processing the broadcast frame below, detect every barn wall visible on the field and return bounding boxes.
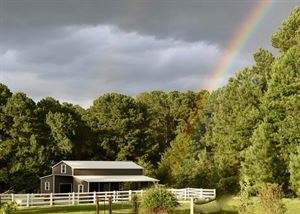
[40,175,54,194]
[52,162,73,175]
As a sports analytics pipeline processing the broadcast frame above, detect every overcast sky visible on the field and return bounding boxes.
[0,0,298,108]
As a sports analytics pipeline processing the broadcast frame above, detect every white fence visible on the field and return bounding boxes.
[0,188,216,207]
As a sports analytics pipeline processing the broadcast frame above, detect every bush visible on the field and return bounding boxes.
[131,193,140,214]
[0,202,18,214]
[140,187,179,214]
[238,177,254,214]
[258,183,286,214]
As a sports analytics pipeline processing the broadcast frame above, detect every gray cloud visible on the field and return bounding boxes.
[0,0,299,107]
[1,24,222,107]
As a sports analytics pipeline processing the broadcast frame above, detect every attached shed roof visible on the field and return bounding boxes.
[74,175,159,183]
[54,160,143,170]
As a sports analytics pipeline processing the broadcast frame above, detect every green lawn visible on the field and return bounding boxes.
[194,197,300,214]
[13,197,300,214]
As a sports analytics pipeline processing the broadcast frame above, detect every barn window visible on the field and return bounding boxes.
[78,184,84,193]
[45,182,50,191]
[61,164,67,174]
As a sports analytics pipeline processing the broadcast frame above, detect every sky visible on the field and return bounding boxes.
[0,0,298,108]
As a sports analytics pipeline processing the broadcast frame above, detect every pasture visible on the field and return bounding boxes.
[13,197,300,214]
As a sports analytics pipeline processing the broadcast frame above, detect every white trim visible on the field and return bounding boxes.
[45,181,50,191]
[40,174,53,179]
[52,160,64,168]
[53,175,55,193]
[61,164,67,174]
[78,184,84,193]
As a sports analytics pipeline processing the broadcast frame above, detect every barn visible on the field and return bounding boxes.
[40,160,159,193]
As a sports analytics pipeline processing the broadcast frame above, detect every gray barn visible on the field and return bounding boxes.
[40,161,159,193]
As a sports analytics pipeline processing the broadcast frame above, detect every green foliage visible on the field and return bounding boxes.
[157,90,209,186]
[140,187,179,214]
[0,202,18,214]
[289,145,300,196]
[0,6,300,196]
[131,193,140,214]
[238,177,254,214]
[85,93,147,161]
[258,183,286,214]
[272,6,300,53]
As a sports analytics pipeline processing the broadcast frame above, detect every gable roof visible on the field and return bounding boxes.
[74,175,159,182]
[53,160,143,170]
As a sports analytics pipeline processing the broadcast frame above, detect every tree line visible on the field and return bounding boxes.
[0,86,208,192]
[0,7,299,196]
[159,7,300,196]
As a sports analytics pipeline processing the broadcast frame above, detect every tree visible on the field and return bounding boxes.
[271,7,300,53]
[85,93,146,161]
[156,90,209,185]
[289,145,300,196]
[242,8,300,193]
[0,93,44,192]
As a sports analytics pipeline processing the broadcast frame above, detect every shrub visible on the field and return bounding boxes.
[0,202,18,214]
[140,187,179,214]
[131,193,140,214]
[258,183,286,214]
[238,177,254,214]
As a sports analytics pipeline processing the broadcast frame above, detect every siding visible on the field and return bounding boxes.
[40,175,54,194]
[74,169,143,176]
[52,162,72,176]
[73,177,89,192]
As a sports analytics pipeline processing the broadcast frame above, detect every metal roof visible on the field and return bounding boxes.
[74,175,159,182]
[57,160,143,169]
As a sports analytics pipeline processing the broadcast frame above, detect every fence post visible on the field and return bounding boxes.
[11,193,15,202]
[213,189,216,199]
[200,188,203,199]
[31,193,33,206]
[50,193,53,206]
[128,190,132,201]
[109,197,112,214]
[141,189,143,197]
[26,194,30,207]
[96,197,100,214]
[72,192,75,205]
[93,191,96,204]
[190,197,194,214]
[113,191,116,202]
[184,189,187,200]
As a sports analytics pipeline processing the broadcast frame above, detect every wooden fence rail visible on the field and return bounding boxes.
[0,188,216,207]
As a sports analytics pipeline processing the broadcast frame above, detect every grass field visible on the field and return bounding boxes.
[13,197,300,214]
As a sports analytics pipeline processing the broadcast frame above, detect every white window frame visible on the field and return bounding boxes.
[78,184,84,193]
[61,164,67,174]
[45,182,50,191]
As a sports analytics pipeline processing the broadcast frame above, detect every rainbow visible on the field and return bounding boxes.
[206,0,274,91]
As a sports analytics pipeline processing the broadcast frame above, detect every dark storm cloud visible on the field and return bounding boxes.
[0,0,299,107]
[1,24,221,107]
[1,0,255,45]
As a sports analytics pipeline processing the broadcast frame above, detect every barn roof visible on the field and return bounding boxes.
[53,160,143,170]
[74,175,159,182]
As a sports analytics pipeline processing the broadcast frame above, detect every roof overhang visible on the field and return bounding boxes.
[74,175,159,183]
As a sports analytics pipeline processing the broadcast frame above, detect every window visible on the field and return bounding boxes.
[61,164,66,174]
[78,184,84,193]
[45,182,50,191]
